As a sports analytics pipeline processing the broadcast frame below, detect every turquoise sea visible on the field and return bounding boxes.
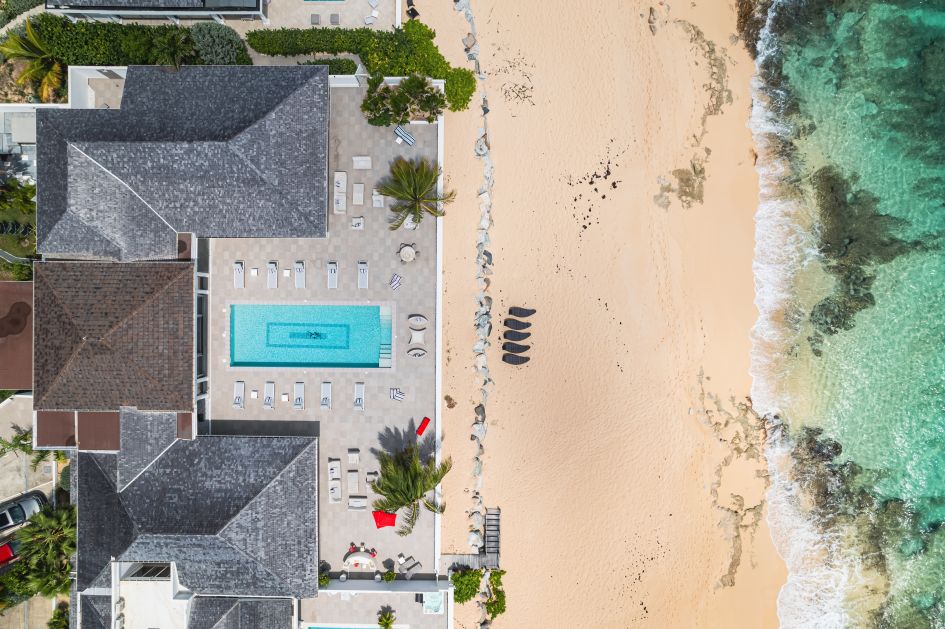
[748,0,945,625]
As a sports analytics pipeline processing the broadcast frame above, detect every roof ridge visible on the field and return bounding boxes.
[213,533,294,595]
[33,268,85,409]
[208,598,241,629]
[100,263,191,342]
[218,438,316,537]
[68,142,177,235]
[117,429,180,493]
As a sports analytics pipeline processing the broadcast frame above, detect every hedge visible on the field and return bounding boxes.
[0,0,41,30]
[29,14,251,66]
[247,20,475,111]
[299,57,358,75]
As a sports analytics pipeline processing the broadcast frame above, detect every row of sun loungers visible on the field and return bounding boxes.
[233,381,371,411]
[233,260,369,290]
[327,449,375,509]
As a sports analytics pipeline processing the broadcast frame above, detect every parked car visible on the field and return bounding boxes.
[0,540,20,569]
[0,493,46,534]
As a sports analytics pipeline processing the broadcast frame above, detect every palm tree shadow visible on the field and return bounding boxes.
[372,418,436,461]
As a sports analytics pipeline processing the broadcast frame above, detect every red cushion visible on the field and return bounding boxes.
[372,510,397,528]
[417,416,431,436]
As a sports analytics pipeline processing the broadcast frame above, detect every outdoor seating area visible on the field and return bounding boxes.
[206,82,441,584]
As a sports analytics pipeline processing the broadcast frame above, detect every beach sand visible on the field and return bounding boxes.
[427,1,787,626]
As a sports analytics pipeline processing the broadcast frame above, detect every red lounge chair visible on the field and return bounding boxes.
[417,416,431,436]
[373,510,397,529]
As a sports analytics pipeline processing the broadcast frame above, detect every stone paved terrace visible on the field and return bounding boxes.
[207,83,441,582]
[220,0,399,36]
[301,589,452,628]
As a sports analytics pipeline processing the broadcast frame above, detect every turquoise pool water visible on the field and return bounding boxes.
[230,304,392,368]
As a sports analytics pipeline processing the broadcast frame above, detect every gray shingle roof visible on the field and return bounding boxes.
[75,431,317,602]
[37,65,329,262]
[79,595,111,629]
[188,597,291,629]
[32,261,194,412]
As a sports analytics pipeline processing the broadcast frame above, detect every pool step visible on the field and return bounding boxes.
[379,307,392,367]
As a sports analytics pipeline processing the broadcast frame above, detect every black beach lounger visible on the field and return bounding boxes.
[502,353,530,366]
[504,318,531,331]
[502,342,530,354]
[503,330,531,342]
[508,306,536,318]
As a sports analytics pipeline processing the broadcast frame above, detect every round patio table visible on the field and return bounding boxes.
[399,245,417,263]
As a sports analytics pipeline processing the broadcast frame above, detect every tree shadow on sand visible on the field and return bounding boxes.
[372,417,436,461]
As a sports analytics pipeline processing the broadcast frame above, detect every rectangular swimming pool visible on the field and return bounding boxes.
[230,304,392,368]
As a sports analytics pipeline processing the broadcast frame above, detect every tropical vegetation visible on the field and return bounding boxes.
[382,568,397,582]
[0,424,66,471]
[450,568,482,604]
[377,609,396,629]
[246,20,476,111]
[361,74,445,126]
[0,177,36,258]
[189,22,252,65]
[0,260,31,281]
[0,0,41,30]
[0,18,63,102]
[484,570,507,619]
[298,57,358,74]
[370,445,451,536]
[47,602,69,629]
[0,506,76,607]
[378,157,455,231]
[13,15,251,69]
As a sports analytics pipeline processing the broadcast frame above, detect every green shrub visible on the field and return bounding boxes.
[382,569,397,582]
[0,260,32,281]
[246,21,473,110]
[190,22,251,65]
[444,67,476,111]
[318,572,330,587]
[361,74,444,127]
[59,464,70,490]
[485,570,506,619]
[0,0,41,29]
[28,15,247,67]
[450,568,482,604]
[299,57,358,74]
[47,603,69,629]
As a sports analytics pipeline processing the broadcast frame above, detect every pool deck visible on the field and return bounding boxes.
[301,589,452,627]
[206,83,442,592]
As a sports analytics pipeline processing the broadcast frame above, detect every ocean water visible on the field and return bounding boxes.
[748,0,945,625]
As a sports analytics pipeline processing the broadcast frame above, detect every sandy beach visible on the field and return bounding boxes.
[425,0,786,626]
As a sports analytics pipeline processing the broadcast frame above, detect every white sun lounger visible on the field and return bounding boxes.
[390,388,405,401]
[364,15,376,24]
[293,382,304,410]
[353,156,372,170]
[407,347,427,358]
[348,496,368,510]
[264,381,274,410]
[394,125,416,146]
[347,469,359,494]
[233,261,244,289]
[352,183,365,206]
[327,261,338,289]
[354,382,365,411]
[267,261,277,289]
[329,480,342,503]
[328,458,341,480]
[295,261,305,288]
[321,382,332,410]
[358,261,368,289]
[333,171,347,214]
[233,381,245,409]
[348,448,360,465]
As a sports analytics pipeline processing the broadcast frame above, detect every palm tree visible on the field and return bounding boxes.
[370,446,451,537]
[150,29,195,69]
[378,158,455,231]
[377,610,396,629]
[16,505,76,596]
[0,425,66,471]
[0,19,63,103]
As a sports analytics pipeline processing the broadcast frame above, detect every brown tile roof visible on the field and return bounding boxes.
[77,412,120,451]
[0,281,33,390]
[35,410,76,448]
[33,261,194,412]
